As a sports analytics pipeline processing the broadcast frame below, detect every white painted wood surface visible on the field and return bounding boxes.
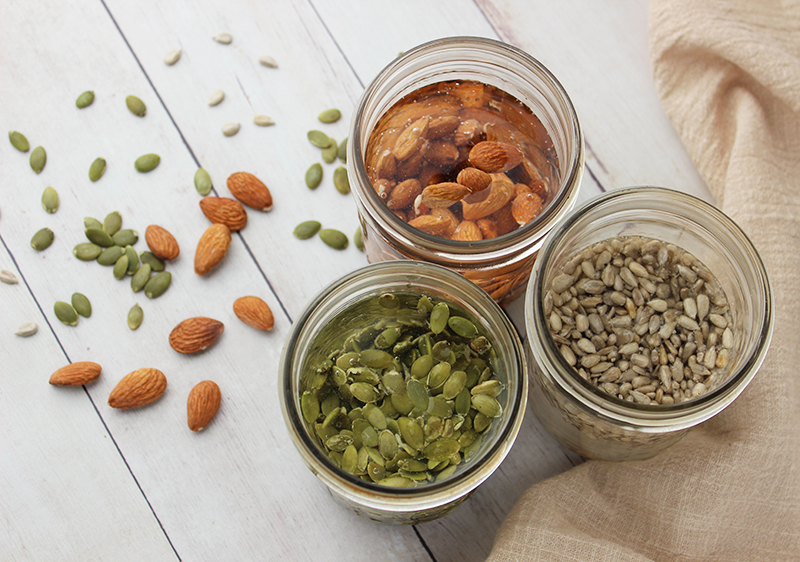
[0,1,708,560]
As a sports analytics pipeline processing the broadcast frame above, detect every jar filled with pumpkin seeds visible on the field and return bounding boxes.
[347,36,584,304]
[525,187,773,461]
[279,261,527,523]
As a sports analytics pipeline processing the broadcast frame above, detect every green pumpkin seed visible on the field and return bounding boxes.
[144,271,171,298]
[301,391,320,424]
[354,226,363,251]
[97,246,125,266]
[305,163,323,189]
[325,434,354,453]
[139,251,165,272]
[71,293,92,318]
[86,227,114,247]
[319,228,348,250]
[364,404,387,430]
[131,263,151,292]
[378,429,398,459]
[76,90,94,108]
[359,349,393,369]
[84,217,103,230]
[124,246,138,275]
[411,354,434,380]
[454,388,472,416]
[406,379,430,412]
[126,95,146,116]
[134,153,160,172]
[307,130,330,148]
[54,301,78,326]
[430,302,449,334]
[89,157,106,182]
[318,108,341,123]
[471,380,504,397]
[127,304,143,330]
[73,243,103,261]
[194,168,212,195]
[31,228,54,251]
[424,438,461,463]
[30,146,46,174]
[293,220,321,240]
[427,396,452,418]
[338,137,347,163]
[41,187,59,213]
[350,382,380,403]
[9,131,29,152]
[112,229,138,246]
[428,362,451,390]
[113,255,129,279]
[442,370,467,400]
[321,139,337,163]
[102,211,122,235]
[448,316,478,338]
[333,166,349,194]
[471,393,502,418]
[398,417,424,451]
[341,444,358,473]
[473,412,491,433]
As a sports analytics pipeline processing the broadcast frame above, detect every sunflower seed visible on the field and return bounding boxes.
[253,114,275,126]
[258,55,278,68]
[208,89,225,106]
[222,123,240,137]
[30,146,46,174]
[163,48,181,65]
[112,229,138,247]
[41,187,59,213]
[73,243,103,261]
[213,32,232,44]
[127,304,143,330]
[144,271,171,298]
[318,109,341,123]
[131,263,151,292]
[89,157,106,182]
[126,95,146,117]
[194,168,212,195]
[318,228,348,250]
[15,322,38,337]
[333,166,349,194]
[54,301,79,326]
[0,270,18,284]
[9,131,29,152]
[86,227,114,247]
[71,293,92,318]
[76,91,95,108]
[293,220,321,240]
[102,211,122,235]
[307,130,330,148]
[134,153,160,172]
[139,251,165,272]
[97,245,125,265]
[31,228,54,251]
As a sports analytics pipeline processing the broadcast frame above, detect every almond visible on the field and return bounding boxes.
[233,296,274,331]
[451,220,483,242]
[492,202,519,236]
[425,115,461,139]
[187,380,221,431]
[468,141,523,173]
[392,116,429,161]
[450,81,488,108]
[169,317,225,354]
[454,119,482,146]
[456,167,492,193]
[511,192,543,225]
[395,150,423,179]
[420,140,458,167]
[199,197,248,231]
[374,149,397,180]
[430,207,459,237]
[477,218,499,240]
[387,178,421,210]
[420,182,471,208]
[145,225,180,261]
[194,223,231,275]
[462,174,516,220]
[108,368,167,409]
[49,361,102,386]
[373,179,394,201]
[408,214,450,237]
[227,171,273,211]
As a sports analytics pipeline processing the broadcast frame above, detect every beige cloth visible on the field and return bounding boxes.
[488,1,800,560]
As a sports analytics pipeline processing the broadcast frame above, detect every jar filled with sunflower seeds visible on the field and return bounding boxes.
[279,261,527,523]
[347,36,584,304]
[525,187,773,461]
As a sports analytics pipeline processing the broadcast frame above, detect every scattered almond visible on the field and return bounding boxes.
[468,141,523,173]
[187,380,221,431]
[233,296,274,331]
[456,167,492,193]
[169,317,225,354]
[194,223,232,275]
[49,361,102,386]
[227,172,273,211]
[145,225,180,261]
[108,368,167,409]
[199,197,248,231]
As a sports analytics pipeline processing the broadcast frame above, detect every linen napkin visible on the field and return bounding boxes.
[487,0,800,559]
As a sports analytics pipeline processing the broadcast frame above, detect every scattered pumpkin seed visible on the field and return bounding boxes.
[31,228,54,251]
[84,217,103,230]
[131,263,151,292]
[318,108,341,123]
[139,251,165,272]
[333,166,350,194]
[194,168,212,195]
[127,303,143,330]
[15,322,38,337]
[213,32,232,44]
[305,163,323,189]
[73,243,103,261]
[144,271,171,298]
[54,301,79,326]
[41,187,59,213]
[124,245,138,275]
[9,131,29,152]
[338,137,347,163]
[307,130,330,148]
[319,228,348,250]
[222,122,240,137]
[30,146,46,174]
[96,245,125,265]
[253,114,275,126]
[258,55,278,68]
[321,139,338,164]
[0,270,18,284]
[163,48,181,65]
[293,220,321,240]
[126,95,146,116]
[85,227,114,247]
[113,255,129,279]
[112,229,138,247]
[89,157,106,182]
[354,226,364,252]
[76,91,94,109]
[103,211,122,236]
[71,293,92,318]
[134,153,160,172]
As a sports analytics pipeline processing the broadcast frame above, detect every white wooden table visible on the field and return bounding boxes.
[0,1,710,560]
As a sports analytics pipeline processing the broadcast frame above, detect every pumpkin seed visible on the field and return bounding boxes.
[41,187,59,213]
[131,263,151,292]
[258,55,278,68]
[430,302,449,334]
[406,379,429,411]
[124,246,139,275]
[471,393,502,418]
[424,438,461,463]
[398,417,425,451]
[97,245,125,265]
[213,32,232,44]
[144,271,171,298]
[112,229,138,247]
[448,316,478,338]
[54,301,79,326]
[253,114,275,126]
[139,251,165,272]
[221,123,240,137]
[307,130,330,148]
[442,370,467,399]
[301,391,320,424]
[31,228,54,251]
[208,89,225,106]
[341,445,358,473]
[30,146,46,174]
[163,48,181,65]
[305,163,322,189]
[194,168,213,195]
[126,95,146,116]
[9,131,29,152]
[103,211,122,236]
[113,255,129,279]
[71,293,92,318]
[354,226,363,252]
[85,228,114,247]
[127,304,143,330]
[89,157,106,182]
[333,166,349,194]
[338,137,347,163]
[73,243,103,261]
[0,270,18,284]
[76,90,95,108]
[318,108,341,123]
[293,220,321,240]
[134,153,160,172]
[321,139,338,163]
[319,228,348,250]
[15,322,38,337]
[84,217,103,230]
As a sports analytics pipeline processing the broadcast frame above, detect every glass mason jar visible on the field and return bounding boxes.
[348,36,584,305]
[279,261,527,523]
[525,187,773,461]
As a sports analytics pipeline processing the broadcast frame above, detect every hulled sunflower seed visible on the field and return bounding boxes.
[127,303,143,330]
[164,48,181,65]
[30,146,46,174]
[318,109,341,123]
[15,322,38,337]
[318,228,348,250]
[144,271,171,298]
[73,243,103,261]
[222,123,240,137]
[31,228,54,251]
[71,293,92,318]
[54,301,79,326]
[208,89,224,106]
[305,163,323,189]
[9,131,29,152]
[213,32,232,44]
[293,220,321,240]
[76,90,95,108]
[89,157,106,182]
[258,55,278,68]
[253,114,275,126]
[41,187,59,213]
[1,269,18,284]
[134,153,160,172]
[194,168,213,195]
[333,166,350,194]
[126,95,146,116]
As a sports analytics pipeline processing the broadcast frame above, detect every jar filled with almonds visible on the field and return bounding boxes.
[348,37,584,304]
